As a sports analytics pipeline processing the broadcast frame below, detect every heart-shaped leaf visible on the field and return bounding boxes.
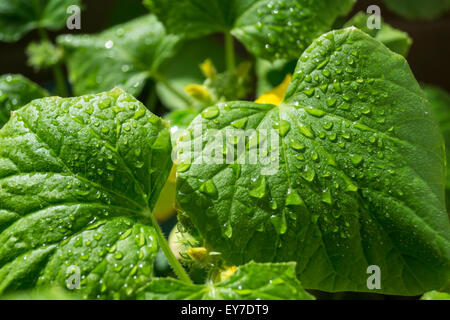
[176,28,450,295]
[58,15,180,96]
[0,88,172,299]
[0,0,81,42]
[144,0,355,61]
[138,262,314,300]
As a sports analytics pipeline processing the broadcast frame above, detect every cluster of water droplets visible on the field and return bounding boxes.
[247,0,324,60]
[36,219,157,299]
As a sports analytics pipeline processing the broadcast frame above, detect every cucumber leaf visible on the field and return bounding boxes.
[176,28,450,295]
[424,85,450,210]
[58,15,180,96]
[138,262,314,300]
[144,0,355,61]
[384,0,450,20]
[0,74,48,128]
[0,0,81,42]
[0,88,173,299]
[344,12,412,57]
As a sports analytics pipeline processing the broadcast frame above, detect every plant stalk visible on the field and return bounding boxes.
[38,27,69,97]
[152,72,192,106]
[145,83,158,111]
[52,63,69,97]
[147,207,193,284]
[225,32,236,72]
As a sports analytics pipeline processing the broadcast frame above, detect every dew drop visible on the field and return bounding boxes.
[301,165,315,182]
[201,105,219,119]
[321,188,333,205]
[199,179,218,197]
[285,188,304,206]
[270,211,287,235]
[248,176,266,199]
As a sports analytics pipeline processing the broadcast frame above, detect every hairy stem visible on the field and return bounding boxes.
[225,32,236,72]
[152,72,192,106]
[147,207,193,284]
[52,63,69,97]
[38,27,69,97]
[145,83,158,111]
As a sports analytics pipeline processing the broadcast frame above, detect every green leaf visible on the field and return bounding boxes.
[0,0,81,42]
[0,74,48,128]
[137,262,314,300]
[176,28,450,295]
[1,287,79,300]
[57,14,180,97]
[423,85,450,210]
[421,291,450,300]
[157,37,227,110]
[344,12,412,57]
[144,0,355,61]
[384,0,450,20]
[0,88,173,299]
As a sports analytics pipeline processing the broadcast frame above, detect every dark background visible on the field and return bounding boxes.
[0,0,449,92]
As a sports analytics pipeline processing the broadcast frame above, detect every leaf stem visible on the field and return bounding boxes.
[147,207,193,284]
[225,32,236,72]
[152,72,192,106]
[52,63,69,97]
[144,83,158,111]
[38,27,69,97]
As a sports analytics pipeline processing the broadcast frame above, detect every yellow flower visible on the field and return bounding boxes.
[219,266,238,281]
[254,74,292,106]
[187,247,208,262]
[200,59,217,79]
[185,84,213,104]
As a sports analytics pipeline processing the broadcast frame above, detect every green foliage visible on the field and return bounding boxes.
[0,0,81,42]
[344,12,412,57]
[144,0,355,61]
[0,88,173,299]
[202,61,253,102]
[138,262,314,300]
[176,28,450,295]
[1,0,449,301]
[424,85,450,210]
[156,37,227,110]
[384,0,450,20]
[26,41,63,71]
[0,74,48,127]
[1,287,79,300]
[58,15,180,97]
